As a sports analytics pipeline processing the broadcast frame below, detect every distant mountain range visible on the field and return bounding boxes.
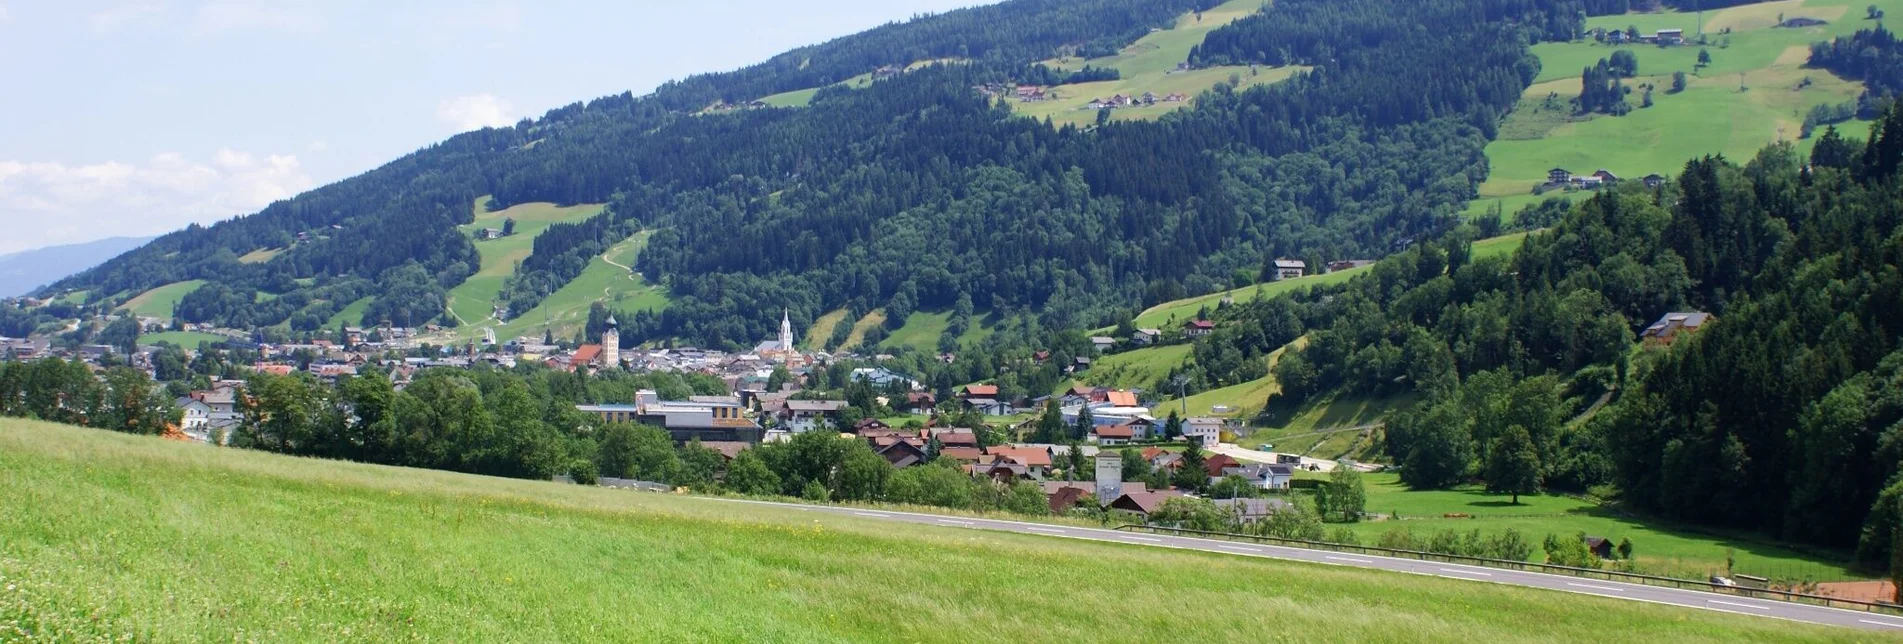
[0,236,155,298]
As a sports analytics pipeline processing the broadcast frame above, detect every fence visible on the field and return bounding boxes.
[1113,524,1903,616]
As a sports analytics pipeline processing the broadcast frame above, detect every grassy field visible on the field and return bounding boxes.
[755,59,967,107]
[805,308,851,351]
[445,197,607,326]
[236,248,283,264]
[0,420,1870,642]
[1119,266,1373,333]
[1009,0,1302,127]
[1082,344,1194,391]
[326,297,372,329]
[134,331,226,349]
[1475,0,1890,200]
[879,310,997,353]
[484,230,666,344]
[1462,192,1584,220]
[116,280,206,321]
[1355,473,1870,582]
[840,309,887,351]
[1471,231,1532,261]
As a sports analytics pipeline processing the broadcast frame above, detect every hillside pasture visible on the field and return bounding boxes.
[489,230,665,344]
[236,248,283,264]
[0,420,1858,642]
[116,280,206,321]
[325,297,372,329]
[134,331,226,349]
[840,309,888,351]
[805,308,851,351]
[445,197,606,326]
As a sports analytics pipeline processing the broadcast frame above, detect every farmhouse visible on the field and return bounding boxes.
[1593,169,1619,183]
[1132,328,1162,345]
[1643,173,1667,189]
[1548,168,1571,184]
[1272,259,1306,280]
[1090,336,1117,353]
[1184,319,1215,337]
[476,228,503,241]
[1656,28,1684,45]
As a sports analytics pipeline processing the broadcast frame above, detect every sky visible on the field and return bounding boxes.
[0,0,992,255]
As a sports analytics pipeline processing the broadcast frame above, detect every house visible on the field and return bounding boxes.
[1547,168,1572,184]
[1162,92,1189,103]
[1328,260,1374,273]
[1047,486,1090,514]
[900,391,937,414]
[852,418,893,435]
[1641,311,1713,346]
[1183,319,1215,337]
[782,399,850,433]
[700,441,751,461]
[934,430,980,449]
[176,397,213,433]
[1107,491,1184,516]
[1643,173,1667,189]
[1592,169,1620,183]
[1089,336,1117,353]
[1604,28,1628,44]
[579,390,763,443]
[1183,417,1223,447]
[1015,85,1048,101]
[965,398,1014,416]
[873,64,903,80]
[1132,328,1162,346]
[960,384,1000,400]
[475,228,503,241]
[1140,91,1158,105]
[1202,453,1242,479]
[1273,259,1306,280]
[939,446,985,465]
[1092,425,1135,446]
[1572,175,1604,189]
[1219,463,1296,490]
[875,439,930,468]
[1656,28,1684,45]
[987,446,1054,473]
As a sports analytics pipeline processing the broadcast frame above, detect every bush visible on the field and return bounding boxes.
[802,480,832,502]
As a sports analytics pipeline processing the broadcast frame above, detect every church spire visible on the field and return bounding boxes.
[780,308,795,352]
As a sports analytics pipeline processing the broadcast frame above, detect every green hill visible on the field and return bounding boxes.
[444,198,607,326]
[115,280,206,321]
[0,419,1858,642]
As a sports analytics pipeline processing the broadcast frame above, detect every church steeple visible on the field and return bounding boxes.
[779,308,795,352]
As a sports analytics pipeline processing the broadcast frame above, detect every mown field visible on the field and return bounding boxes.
[878,310,997,353]
[134,331,227,349]
[484,230,667,345]
[325,296,372,329]
[1475,0,1891,200]
[0,419,1868,642]
[1353,472,1871,582]
[115,280,206,321]
[445,197,607,326]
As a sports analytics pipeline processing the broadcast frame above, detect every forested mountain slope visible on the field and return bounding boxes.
[54,0,1617,349]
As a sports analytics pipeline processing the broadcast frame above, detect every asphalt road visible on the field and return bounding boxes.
[720,498,1902,633]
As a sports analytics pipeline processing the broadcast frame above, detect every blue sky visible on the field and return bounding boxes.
[0,1,990,254]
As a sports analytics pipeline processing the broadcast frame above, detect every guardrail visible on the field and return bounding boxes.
[1113,524,1903,616]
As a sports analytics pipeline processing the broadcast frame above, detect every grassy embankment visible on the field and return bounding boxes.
[0,419,1866,642]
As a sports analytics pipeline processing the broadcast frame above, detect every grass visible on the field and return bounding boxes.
[237,248,283,264]
[879,310,996,353]
[135,331,226,349]
[754,59,968,107]
[1119,266,1373,333]
[1356,472,1870,582]
[1461,193,1584,221]
[1082,344,1194,390]
[1471,231,1531,261]
[805,308,851,351]
[1476,0,1891,200]
[116,280,206,321]
[478,230,667,345]
[1,420,1876,642]
[326,297,372,329]
[445,197,607,326]
[840,309,887,352]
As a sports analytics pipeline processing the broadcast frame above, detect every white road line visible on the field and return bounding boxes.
[1027,527,1068,534]
[1707,599,1770,611]
[1126,536,1163,542]
[1859,619,1903,629]
[1567,582,1626,592]
[1326,555,1376,564]
[935,519,974,526]
[853,512,892,518]
[1218,545,1261,553]
[1439,568,1493,577]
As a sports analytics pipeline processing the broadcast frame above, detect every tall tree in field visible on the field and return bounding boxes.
[1486,425,1542,504]
[1034,400,1065,443]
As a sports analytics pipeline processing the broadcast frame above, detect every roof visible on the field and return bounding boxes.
[1090,336,1116,344]
[572,345,603,364]
[936,431,979,446]
[1185,320,1215,329]
[1105,391,1138,407]
[987,446,1052,468]
[785,400,849,412]
[1109,491,1183,514]
[1642,311,1713,338]
[1048,486,1088,514]
[1205,453,1242,477]
[1274,259,1306,269]
[699,441,750,459]
[963,384,1000,397]
[940,447,984,462]
[1093,425,1135,439]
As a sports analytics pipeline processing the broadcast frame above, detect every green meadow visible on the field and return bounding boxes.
[325,296,372,329]
[115,280,206,321]
[805,308,853,350]
[879,310,997,353]
[1477,0,1889,200]
[445,197,607,326]
[0,419,1867,642]
[484,230,667,345]
[134,331,227,349]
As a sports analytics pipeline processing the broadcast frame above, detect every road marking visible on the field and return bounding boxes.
[1218,545,1261,553]
[1859,619,1903,629]
[1706,600,1770,611]
[853,512,892,518]
[1126,536,1163,542]
[1325,555,1375,564]
[1027,527,1068,534]
[1439,568,1492,577]
[935,519,973,526]
[1566,583,1625,593]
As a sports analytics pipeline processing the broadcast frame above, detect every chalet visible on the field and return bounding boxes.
[1593,169,1620,183]
[1547,168,1572,184]
[782,399,849,433]
[1273,259,1306,280]
[1015,85,1048,101]
[1215,497,1292,523]
[900,391,937,414]
[875,438,930,468]
[987,446,1054,474]
[1140,91,1159,105]
[852,418,893,435]
[1202,453,1243,479]
[1656,28,1684,45]
[1132,328,1162,345]
[1162,92,1189,103]
[1643,173,1667,189]
[1047,486,1090,514]
[1641,311,1713,347]
[1604,28,1628,43]
[1183,417,1224,447]
[1089,336,1117,353]
[1086,98,1109,110]
[960,384,1000,400]
[701,441,751,461]
[1218,463,1296,490]
[1092,424,1136,446]
[1183,319,1215,337]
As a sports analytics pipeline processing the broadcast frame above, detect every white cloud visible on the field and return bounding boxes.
[89,2,166,33]
[0,148,313,254]
[192,1,322,35]
[437,94,516,132]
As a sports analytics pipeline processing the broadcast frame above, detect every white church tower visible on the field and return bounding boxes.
[601,313,620,369]
[779,309,795,353]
